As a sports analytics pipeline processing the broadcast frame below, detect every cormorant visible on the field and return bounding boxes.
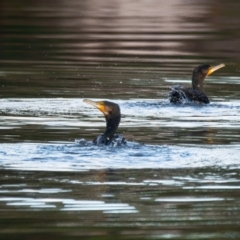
[169,63,225,104]
[83,99,126,145]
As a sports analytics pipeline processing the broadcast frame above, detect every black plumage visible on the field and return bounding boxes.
[169,64,225,104]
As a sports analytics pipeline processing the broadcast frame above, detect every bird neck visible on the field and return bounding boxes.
[103,116,120,140]
[192,73,204,92]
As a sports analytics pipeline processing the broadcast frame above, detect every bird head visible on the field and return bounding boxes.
[192,63,225,91]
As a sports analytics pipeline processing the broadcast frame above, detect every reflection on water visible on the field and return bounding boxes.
[1,0,240,100]
[1,0,240,239]
[0,169,240,239]
[1,196,137,213]
[1,98,240,145]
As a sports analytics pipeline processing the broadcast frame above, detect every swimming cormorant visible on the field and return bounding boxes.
[169,63,225,104]
[83,99,126,145]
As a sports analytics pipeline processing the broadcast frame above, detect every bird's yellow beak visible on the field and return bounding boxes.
[83,99,106,114]
[206,63,225,76]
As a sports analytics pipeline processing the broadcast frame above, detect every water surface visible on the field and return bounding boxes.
[1,0,240,239]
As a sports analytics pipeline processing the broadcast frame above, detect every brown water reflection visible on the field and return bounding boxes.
[0,168,240,239]
[1,0,240,99]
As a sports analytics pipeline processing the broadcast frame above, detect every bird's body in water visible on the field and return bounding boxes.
[169,63,225,104]
[83,99,126,146]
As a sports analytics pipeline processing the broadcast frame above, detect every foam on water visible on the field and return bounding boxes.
[1,98,240,171]
[0,141,239,171]
[1,98,240,129]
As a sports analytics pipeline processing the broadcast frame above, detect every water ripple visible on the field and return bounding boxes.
[0,142,239,171]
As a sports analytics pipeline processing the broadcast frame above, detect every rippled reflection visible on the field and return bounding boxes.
[1,0,240,239]
[0,169,240,239]
[0,196,137,212]
[1,98,240,145]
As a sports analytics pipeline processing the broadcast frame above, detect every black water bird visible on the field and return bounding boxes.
[169,63,225,104]
[83,99,125,145]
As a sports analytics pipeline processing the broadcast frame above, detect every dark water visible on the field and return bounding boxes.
[1,0,240,239]
[1,168,240,239]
